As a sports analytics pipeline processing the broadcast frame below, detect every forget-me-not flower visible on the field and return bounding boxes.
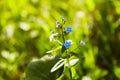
[64,40,72,48]
[66,27,72,33]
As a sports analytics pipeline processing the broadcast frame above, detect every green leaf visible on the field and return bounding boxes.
[46,46,62,55]
[46,50,54,53]
[54,39,63,45]
[65,58,79,67]
[25,55,63,80]
[51,59,65,72]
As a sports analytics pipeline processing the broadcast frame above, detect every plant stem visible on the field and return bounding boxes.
[69,68,72,80]
[61,23,72,79]
[61,26,65,43]
[66,50,72,80]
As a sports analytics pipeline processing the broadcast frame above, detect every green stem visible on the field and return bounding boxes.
[61,23,72,79]
[66,50,72,80]
[62,27,65,43]
[60,24,65,43]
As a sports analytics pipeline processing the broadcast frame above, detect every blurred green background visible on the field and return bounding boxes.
[0,0,120,80]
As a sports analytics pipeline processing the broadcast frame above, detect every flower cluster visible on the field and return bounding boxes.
[49,17,86,49]
[48,17,86,79]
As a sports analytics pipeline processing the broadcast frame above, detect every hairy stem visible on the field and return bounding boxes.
[60,24,65,43]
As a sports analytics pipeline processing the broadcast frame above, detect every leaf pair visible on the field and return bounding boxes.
[51,58,79,73]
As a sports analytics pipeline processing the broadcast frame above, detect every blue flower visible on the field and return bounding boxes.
[66,27,72,33]
[64,40,72,48]
[56,20,60,28]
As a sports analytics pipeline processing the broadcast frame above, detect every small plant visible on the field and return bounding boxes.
[46,17,86,80]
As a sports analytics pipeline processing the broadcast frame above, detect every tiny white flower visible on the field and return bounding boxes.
[56,20,60,28]
[80,40,86,46]
[49,33,58,42]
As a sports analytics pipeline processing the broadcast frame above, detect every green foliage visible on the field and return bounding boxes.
[25,16,83,79]
[0,0,120,80]
[25,55,63,80]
